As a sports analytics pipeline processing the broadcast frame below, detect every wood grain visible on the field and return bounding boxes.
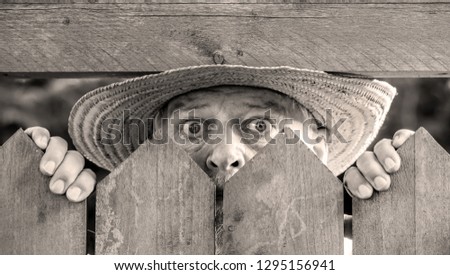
[414,128,450,254]
[0,129,86,254]
[0,3,449,77]
[353,127,450,254]
[222,128,343,254]
[3,1,450,4]
[353,128,416,254]
[96,138,215,254]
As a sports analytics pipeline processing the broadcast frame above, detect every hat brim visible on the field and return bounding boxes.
[68,65,396,176]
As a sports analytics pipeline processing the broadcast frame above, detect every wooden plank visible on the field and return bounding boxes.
[353,129,416,254]
[3,1,450,4]
[414,128,450,254]
[353,127,450,254]
[96,138,215,254]
[0,4,449,78]
[0,129,86,254]
[222,128,343,254]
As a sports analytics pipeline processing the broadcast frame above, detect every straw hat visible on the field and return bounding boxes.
[68,65,396,176]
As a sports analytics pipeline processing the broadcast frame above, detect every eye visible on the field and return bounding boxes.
[245,119,273,133]
[182,121,203,138]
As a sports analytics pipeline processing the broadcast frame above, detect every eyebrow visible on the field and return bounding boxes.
[170,102,211,112]
[243,100,286,114]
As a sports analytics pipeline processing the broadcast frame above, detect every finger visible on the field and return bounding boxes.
[66,169,96,202]
[24,127,50,150]
[356,151,391,191]
[392,129,415,149]
[343,167,374,199]
[49,150,85,195]
[39,137,68,176]
[373,138,401,173]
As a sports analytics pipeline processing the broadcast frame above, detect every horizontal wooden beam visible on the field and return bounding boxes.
[3,1,450,4]
[1,3,449,77]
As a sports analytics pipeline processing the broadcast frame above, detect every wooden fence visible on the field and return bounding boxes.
[1,1,449,78]
[1,0,450,255]
[1,127,449,254]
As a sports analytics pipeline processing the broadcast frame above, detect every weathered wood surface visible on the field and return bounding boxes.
[96,138,215,254]
[222,128,344,254]
[0,129,86,254]
[1,3,449,77]
[353,127,450,255]
[3,1,450,4]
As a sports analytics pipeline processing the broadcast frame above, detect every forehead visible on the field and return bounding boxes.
[167,85,294,111]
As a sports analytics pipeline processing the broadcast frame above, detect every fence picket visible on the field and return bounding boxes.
[2,126,449,255]
[222,128,344,254]
[414,128,450,254]
[95,138,215,254]
[0,129,86,254]
[353,127,450,254]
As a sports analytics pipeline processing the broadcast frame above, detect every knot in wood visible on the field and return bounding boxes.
[62,17,70,25]
[213,51,225,65]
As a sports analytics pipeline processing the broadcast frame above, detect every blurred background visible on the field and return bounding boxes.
[1,77,450,174]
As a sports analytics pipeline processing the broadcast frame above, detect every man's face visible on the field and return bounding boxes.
[155,85,327,188]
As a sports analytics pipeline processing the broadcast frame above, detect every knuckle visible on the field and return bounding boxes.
[42,146,60,160]
[51,136,68,148]
[374,138,391,151]
[83,168,97,180]
[67,150,82,159]
[53,164,70,178]
[390,150,401,162]
[344,167,364,188]
[394,129,405,137]
[66,150,85,165]
[344,166,359,180]
[394,129,413,140]
[39,127,50,137]
[357,151,374,167]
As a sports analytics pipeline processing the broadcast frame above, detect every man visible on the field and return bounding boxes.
[24,65,413,202]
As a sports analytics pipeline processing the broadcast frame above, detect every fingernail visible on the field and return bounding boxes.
[37,136,49,148]
[43,161,56,175]
[67,187,82,201]
[343,181,354,198]
[393,133,399,142]
[358,185,372,198]
[392,133,402,147]
[384,158,396,171]
[374,176,388,190]
[50,179,65,194]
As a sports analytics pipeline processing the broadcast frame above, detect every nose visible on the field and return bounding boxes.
[206,144,245,174]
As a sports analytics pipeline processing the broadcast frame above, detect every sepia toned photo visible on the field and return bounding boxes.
[1,1,449,271]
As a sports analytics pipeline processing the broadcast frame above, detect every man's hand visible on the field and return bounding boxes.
[343,129,415,199]
[24,127,96,202]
